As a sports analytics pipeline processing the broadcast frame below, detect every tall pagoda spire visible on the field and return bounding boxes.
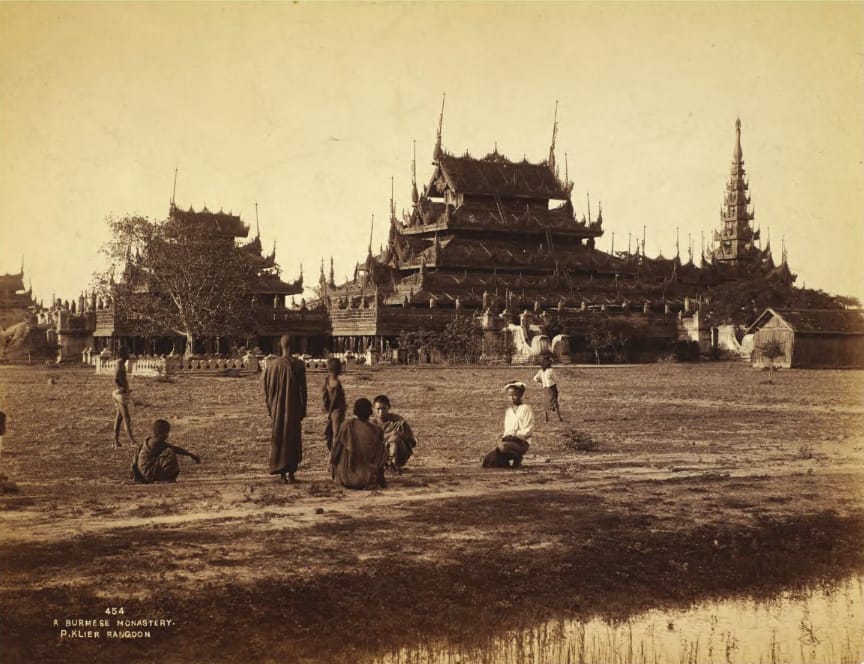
[710,117,757,264]
[548,100,559,176]
[411,139,419,203]
[433,93,446,162]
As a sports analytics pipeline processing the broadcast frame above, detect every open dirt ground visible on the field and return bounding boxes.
[1,363,863,663]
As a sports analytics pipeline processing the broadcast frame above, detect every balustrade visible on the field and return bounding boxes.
[92,351,261,376]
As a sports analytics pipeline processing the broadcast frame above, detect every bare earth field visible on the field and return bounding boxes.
[1,362,863,663]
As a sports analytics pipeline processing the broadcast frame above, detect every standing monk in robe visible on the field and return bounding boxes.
[263,335,308,484]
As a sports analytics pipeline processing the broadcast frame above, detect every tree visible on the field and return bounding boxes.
[95,215,259,353]
[397,327,435,364]
[757,337,786,383]
[584,316,630,365]
[438,314,482,363]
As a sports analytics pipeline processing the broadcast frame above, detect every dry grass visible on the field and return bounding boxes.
[1,363,863,663]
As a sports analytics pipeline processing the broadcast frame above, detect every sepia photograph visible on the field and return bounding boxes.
[1,2,863,663]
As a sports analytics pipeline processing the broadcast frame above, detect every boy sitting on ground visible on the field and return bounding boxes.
[132,419,201,483]
[373,395,417,473]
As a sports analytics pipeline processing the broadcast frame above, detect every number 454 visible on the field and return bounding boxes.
[105,607,125,615]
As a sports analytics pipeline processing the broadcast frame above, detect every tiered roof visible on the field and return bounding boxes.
[169,203,249,238]
[0,270,26,296]
[710,119,762,264]
[169,201,301,296]
[317,111,802,327]
[434,152,569,199]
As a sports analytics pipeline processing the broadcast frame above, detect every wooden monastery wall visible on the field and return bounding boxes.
[792,334,864,369]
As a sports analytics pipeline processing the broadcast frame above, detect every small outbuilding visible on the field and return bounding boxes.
[746,308,864,369]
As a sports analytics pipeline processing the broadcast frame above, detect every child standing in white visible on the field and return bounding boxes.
[533,355,563,422]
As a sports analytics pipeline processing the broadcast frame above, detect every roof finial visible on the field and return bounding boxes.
[675,226,680,260]
[548,100,559,175]
[564,152,569,187]
[434,92,446,161]
[390,177,396,222]
[255,201,261,239]
[411,139,419,203]
[586,192,591,223]
[733,116,743,163]
[171,168,178,207]
[368,213,374,255]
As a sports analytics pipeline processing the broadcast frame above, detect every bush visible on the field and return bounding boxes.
[564,429,600,452]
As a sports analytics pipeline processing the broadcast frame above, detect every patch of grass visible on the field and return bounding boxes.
[563,429,600,452]
[307,481,341,497]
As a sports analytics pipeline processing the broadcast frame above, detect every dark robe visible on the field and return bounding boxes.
[133,436,180,483]
[376,412,417,469]
[263,355,308,475]
[330,418,386,490]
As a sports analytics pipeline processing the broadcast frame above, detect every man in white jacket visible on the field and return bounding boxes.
[482,380,535,469]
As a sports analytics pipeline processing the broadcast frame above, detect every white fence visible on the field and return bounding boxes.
[87,349,339,376]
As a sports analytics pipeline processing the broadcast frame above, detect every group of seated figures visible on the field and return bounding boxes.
[325,354,563,488]
[323,358,418,490]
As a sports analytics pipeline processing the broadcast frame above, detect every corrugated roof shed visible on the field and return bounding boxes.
[747,308,864,335]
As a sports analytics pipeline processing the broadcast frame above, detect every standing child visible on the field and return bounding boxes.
[132,419,200,483]
[112,348,138,449]
[532,355,563,422]
[322,358,347,451]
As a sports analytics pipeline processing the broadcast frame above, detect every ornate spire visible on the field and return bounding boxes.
[548,100,559,175]
[329,257,336,288]
[564,152,570,190]
[733,116,743,163]
[709,117,757,264]
[433,92,446,161]
[390,177,396,222]
[411,139,419,203]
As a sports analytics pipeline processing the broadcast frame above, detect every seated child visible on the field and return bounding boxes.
[482,381,535,469]
[132,419,200,483]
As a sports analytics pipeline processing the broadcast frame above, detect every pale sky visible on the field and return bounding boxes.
[1,2,862,304]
